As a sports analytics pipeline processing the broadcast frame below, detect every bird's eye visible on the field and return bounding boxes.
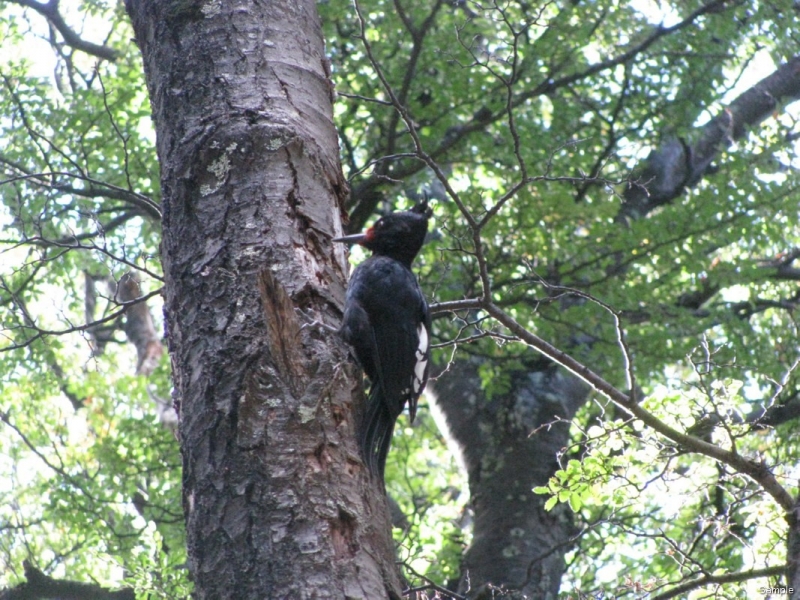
[374,219,384,229]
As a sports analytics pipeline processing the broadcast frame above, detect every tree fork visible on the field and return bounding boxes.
[125,1,400,597]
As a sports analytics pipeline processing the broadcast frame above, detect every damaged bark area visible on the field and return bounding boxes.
[117,272,163,376]
[126,1,400,598]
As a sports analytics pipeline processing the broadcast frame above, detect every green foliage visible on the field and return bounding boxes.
[324,0,800,391]
[0,350,187,594]
[1,0,799,597]
[385,408,468,586]
[321,0,800,595]
[0,3,183,596]
[535,368,789,596]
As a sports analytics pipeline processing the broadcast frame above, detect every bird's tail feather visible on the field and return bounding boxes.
[360,386,396,480]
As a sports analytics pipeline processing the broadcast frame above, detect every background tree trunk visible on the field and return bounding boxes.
[125,1,400,597]
[434,357,588,598]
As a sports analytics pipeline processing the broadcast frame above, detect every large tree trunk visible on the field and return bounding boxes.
[434,357,588,598]
[125,1,401,598]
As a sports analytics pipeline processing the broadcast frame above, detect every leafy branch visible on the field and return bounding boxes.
[650,565,786,600]
[352,0,796,520]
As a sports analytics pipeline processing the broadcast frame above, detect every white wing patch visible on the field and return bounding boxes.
[412,323,429,394]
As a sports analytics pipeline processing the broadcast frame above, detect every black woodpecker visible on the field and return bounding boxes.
[334,201,432,479]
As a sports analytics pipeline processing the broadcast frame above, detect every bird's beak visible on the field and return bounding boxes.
[332,232,368,245]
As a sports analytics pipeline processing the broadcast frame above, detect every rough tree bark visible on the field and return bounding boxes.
[125,1,401,598]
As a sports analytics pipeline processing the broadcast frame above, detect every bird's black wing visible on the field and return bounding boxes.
[340,256,429,477]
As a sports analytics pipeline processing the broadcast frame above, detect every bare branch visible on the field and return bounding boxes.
[0,160,162,221]
[482,300,795,512]
[400,560,465,600]
[429,298,484,315]
[9,0,119,61]
[649,565,786,600]
[431,287,796,511]
[0,281,163,353]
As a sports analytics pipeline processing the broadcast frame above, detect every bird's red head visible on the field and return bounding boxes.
[333,200,431,267]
